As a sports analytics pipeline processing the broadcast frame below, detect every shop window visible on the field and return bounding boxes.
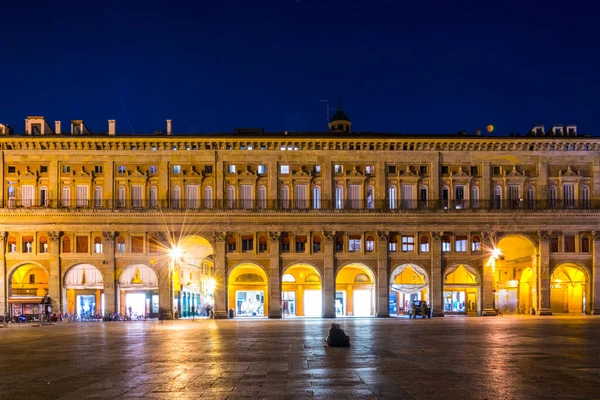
[62,236,71,253]
[281,233,290,253]
[471,235,481,252]
[564,235,575,253]
[550,235,559,252]
[117,237,126,253]
[312,236,321,253]
[389,235,398,252]
[22,235,34,253]
[149,237,161,254]
[366,236,375,252]
[94,237,103,254]
[349,235,361,252]
[259,236,268,253]
[76,236,89,253]
[402,235,415,252]
[8,236,17,253]
[419,235,429,253]
[581,236,590,253]
[442,236,451,252]
[296,235,307,252]
[455,236,467,252]
[39,236,48,253]
[242,236,254,252]
[335,235,344,252]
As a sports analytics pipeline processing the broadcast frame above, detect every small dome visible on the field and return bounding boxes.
[331,105,350,123]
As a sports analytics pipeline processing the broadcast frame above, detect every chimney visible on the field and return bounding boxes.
[166,119,172,135]
[55,121,61,134]
[108,120,116,136]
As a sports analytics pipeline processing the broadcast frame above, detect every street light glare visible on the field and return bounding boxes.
[491,248,502,258]
[170,247,183,260]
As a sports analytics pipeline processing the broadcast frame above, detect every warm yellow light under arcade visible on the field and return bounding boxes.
[228,263,269,317]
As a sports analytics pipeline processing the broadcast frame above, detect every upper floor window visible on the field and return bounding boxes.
[117,237,126,253]
[94,165,103,174]
[22,235,33,253]
[62,236,71,253]
[419,235,429,253]
[365,165,374,174]
[117,186,126,208]
[172,165,181,174]
[564,235,575,252]
[280,165,289,174]
[257,165,266,174]
[227,186,236,208]
[366,236,375,252]
[8,236,17,253]
[172,186,181,209]
[550,235,559,252]
[295,236,307,252]
[227,236,237,252]
[281,186,290,209]
[493,186,502,209]
[455,236,467,252]
[281,234,290,253]
[94,237,103,253]
[62,165,71,173]
[150,186,158,208]
[259,236,268,253]
[312,236,321,253]
[7,166,16,174]
[563,184,575,208]
[62,186,71,208]
[548,186,557,208]
[366,186,374,209]
[149,165,158,174]
[581,186,590,208]
[527,187,535,209]
[335,186,344,209]
[349,235,361,252]
[94,186,103,208]
[314,165,321,174]
[581,235,590,253]
[389,235,398,252]
[227,165,236,174]
[117,165,126,174]
[471,235,481,252]
[257,186,267,209]
[334,165,343,174]
[39,236,48,253]
[442,235,451,252]
[204,186,213,209]
[335,235,344,252]
[388,186,397,209]
[402,236,415,252]
[242,236,254,252]
[313,187,321,210]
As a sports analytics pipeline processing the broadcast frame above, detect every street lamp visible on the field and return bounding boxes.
[169,247,183,319]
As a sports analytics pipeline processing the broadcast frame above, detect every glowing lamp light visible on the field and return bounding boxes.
[206,278,217,294]
[487,125,494,133]
[491,248,502,259]
[169,247,183,260]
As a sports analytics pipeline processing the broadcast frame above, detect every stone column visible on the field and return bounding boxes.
[375,231,389,317]
[48,231,61,313]
[212,232,228,319]
[101,231,116,314]
[268,231,282,318]
[481,232,496,316]
[430,232,444,317]
[157,265,172,319]
[591,231,600,314]
[537,231,552,315]
[322,231,336,318]
[0,232,6,317]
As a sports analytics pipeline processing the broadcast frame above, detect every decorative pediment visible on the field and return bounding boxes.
[23,167,36,176]
[239,167,257,178]
[451,166,468,177]
[77,166,91,176]
[560,166,579,177]
[293,168,311,177]
[346,167,364,177]
[507,166,525,177]
[401,166,417,177]
[190,166,203,176]
[131,167,146,177]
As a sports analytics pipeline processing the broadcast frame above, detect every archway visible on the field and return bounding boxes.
[9,264,49,321]
[228,263,268,317]
[443,264,479,314]
[335,263,376,317]
[64,264,104,317]
[118,264,159,318]
[550,263,589,314]
[494,234,537,314]
[282,263,322,317]
[389,264,429,316]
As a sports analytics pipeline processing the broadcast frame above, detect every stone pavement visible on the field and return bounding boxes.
[1,316,600,399]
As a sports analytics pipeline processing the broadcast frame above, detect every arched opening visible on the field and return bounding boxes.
[443,264,479,314]
[228,263,268,317]
[335,263,375,317]
[494,234,537,314]
[389,264,429,316]
[550,264,589,314]
[64,264,104,317]
[282,263,322,317]
[9,264,49,321]
[118,264,159,318]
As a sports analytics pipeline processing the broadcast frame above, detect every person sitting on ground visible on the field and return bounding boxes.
[325,323,350,347]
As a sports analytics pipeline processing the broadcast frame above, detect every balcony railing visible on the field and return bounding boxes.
[0,199,597,211]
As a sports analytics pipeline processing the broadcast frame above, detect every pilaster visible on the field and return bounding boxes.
[537,231,552,315]
[101,231,116,314]
[375,231,389,317]
[157,265,172,319]
[322,231,336,318]
[0,232,6,317]
[430,232,444,317]
[591,231,600,314]
[212,231,228,318]
[48,231,61,313]
[481,232,496,316]
[268,231,282,318]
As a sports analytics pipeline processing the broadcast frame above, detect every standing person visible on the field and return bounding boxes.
[128,306,133,319]
[206,304,211,319]
[191,305,196,321]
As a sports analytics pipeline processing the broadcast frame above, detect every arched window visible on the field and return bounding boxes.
[8,186,16,208]
[259,236,268,253]
[117,237,126,253]
[62,186,71,208]
[388,186,397,209]
[204,186,213,209]
[280,186,290,209]
[470,186,479,208]
[171,186,180,209]
[335,186,344,209]
[227,186,236,208]
[257,186,267,209]
[366,185,374,209]
[281,234,290,252]
[40,186,48,207]
[493,186,502,209]
[7,236,16,252]
[313,186,321,209]
[62,236,71,253]
[581,186,590,208]
[471,235,481,252]
[389,234,398,252]
[94,186,103,208]
[527,186,535,209]
[335,235,344,251]
[442,186,449,209]
[442,235,451,252]
[94,237,103,253]
[149,186,158,208]
[312,236,321,253]
[282,274,296,283]
[548,186,557,208]
[39,236,48,253]
[117,186,126,208]
[419,185,428,208]
[366,236,375,252]
[581,235,590,253]
[419,235,429,253]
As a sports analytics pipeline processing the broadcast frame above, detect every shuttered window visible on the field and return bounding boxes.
[21,185,34,207]
[186,185,198,209]
[348,185,360,209]
[131,185,143,208]
[241,185,253,209]
[295,185,307,209]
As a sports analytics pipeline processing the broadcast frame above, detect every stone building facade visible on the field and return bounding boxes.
[1,114,599,320]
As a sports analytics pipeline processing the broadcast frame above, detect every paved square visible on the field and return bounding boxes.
[1,317,600,399]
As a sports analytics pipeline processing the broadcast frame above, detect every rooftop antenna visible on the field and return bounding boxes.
[319,100,330,125]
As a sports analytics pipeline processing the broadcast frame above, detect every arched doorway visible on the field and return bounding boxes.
[550,264,589,314]
[443,264,479,314]
[494,235,537,314]
[64,264,104,317]
[118,264,159,318]
[281,263,322,317]
[389,264,429,316]
[228,263,268,317]
[335,263,375,317]
[9,264,49,321]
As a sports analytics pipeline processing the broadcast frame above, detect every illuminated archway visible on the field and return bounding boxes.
[335,263,376,317]
[282,263,322,317]
[228,263,268,317]
[9,263,49,321]
[494,234,537,314]
[443,264,479,314]
[389,264,429,316]
[118,264,159,318]
[64,264,104,317]
[550,263,589,314]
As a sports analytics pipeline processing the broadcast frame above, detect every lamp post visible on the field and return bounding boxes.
[490,248,501,313]
[169,247,183,319]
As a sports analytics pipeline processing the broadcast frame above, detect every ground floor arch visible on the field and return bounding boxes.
[335,263,376,317]
[118,264,159,318]
[8,263,50,321]
[444,264,479,314]
[228,263,269,317]
[282,263,322,317]
[550,263,589,314]
[64,264,104,317]
[389,263,429,316]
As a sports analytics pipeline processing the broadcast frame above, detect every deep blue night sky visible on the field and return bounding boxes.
[2,1,598,135]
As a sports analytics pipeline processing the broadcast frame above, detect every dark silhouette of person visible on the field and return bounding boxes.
[325,323,350,347]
